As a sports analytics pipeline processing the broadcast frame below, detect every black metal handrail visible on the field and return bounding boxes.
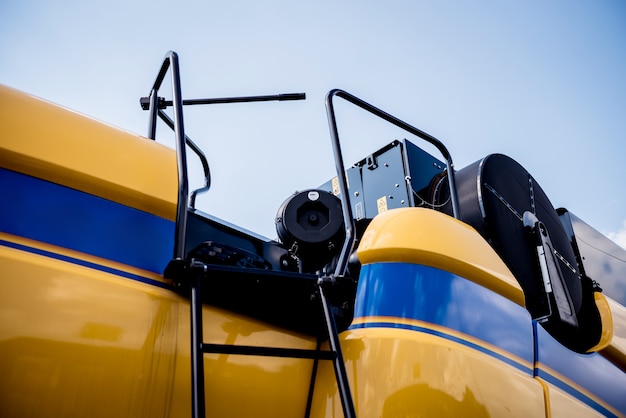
[144,51,346,418]
[141,52,307,255]
[153,109,211,209]
[144,51,190,260]
[325,89,461,278]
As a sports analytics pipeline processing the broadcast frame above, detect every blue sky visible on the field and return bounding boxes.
[1,1,625,246]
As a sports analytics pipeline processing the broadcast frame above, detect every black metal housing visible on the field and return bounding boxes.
[276,189,345,273]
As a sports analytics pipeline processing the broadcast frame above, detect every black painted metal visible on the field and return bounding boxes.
[318,279,356,418]
[143,51,190,260]
[141,93,306,109]
[144,51,356,418]
[325,89,460,222]
[201,343,336,360]
[304,339,323,418]
[142,84,305,215]
[156,109,211,209]
[324,95,356,280]
[147,90,159,140]
[189,263,356,418]
[168,52,189,261]
[143,50,199,418]
[191,264,207,418]
[161,92,306,107]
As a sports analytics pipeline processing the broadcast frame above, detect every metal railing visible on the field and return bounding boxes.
[325,89,461,280]
[141,51,355,418]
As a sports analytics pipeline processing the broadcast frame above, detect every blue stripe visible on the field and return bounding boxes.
[354,262,535,365]
[353,262,625,416]
[0,168,174,274]
[0,239,173,290]
[350,320,533,375]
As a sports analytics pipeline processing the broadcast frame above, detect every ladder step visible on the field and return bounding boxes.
[201,343,337,360]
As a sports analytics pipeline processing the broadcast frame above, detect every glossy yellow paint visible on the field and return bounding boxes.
[587,292,613,353]
[0,238,319,418]
[538,377,604,418]
[351,316,534,372]
[0,231,166,284]
[310,327,545,417]
[357,208,525,306]
[3,81,622,417]
[0,243,180,417]
[0,85,177,220]
[601,297,626,369]
[534,358,622,418]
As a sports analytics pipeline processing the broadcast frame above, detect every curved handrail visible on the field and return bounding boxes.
[143,51,213,260]
[325,89,461,278]
[156,109,211,208]
[144,51,190,260]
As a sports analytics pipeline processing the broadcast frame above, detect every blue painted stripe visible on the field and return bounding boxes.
[350,320,533,375]
[353,261,625,416]
[0,168,175,274]
[354,262,535,365]
[351,319,620,416]
[1,239,173,290]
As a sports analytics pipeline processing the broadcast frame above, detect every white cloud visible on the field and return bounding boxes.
[606,220,626,251]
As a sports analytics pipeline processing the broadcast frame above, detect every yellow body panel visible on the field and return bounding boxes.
[0,84,177,220]
[2,84,624,417]
[543,379,604,418]
[0,237,317,418]
[311,327,545,417]
[357,207,525,306]
[602,297,626,368]
[0,243,179,417]
[0,231,166,284]
[588,292,614,353]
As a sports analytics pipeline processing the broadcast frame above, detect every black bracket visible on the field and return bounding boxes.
[523,211,578,328]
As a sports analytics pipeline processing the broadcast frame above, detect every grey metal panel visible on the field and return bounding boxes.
[560,209,626,306]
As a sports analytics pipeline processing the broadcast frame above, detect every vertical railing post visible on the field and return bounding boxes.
[167,51,189,261]
[190,264,207,418]
[318,281,356,418]
[144,51,200,417]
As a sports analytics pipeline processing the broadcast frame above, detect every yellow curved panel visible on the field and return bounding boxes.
[0,243,181,417]
[0,231,166,285]
[311,327,545,417]
[0,240,318,418]
[538,377,604,418]
[587,292,613,353]
[601,297,626,369]
[0,85,177,220]
[357,208,525,306]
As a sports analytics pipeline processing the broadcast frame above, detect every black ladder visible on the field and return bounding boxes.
[144,51,356,418]
[179,260,357,418]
